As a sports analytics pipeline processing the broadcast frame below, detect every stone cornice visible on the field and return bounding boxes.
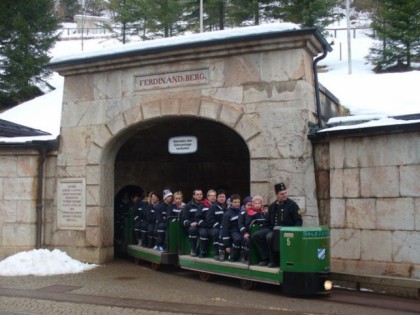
[49,29,328,76]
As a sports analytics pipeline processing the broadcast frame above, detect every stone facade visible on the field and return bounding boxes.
[41,29,330,263]
[314,131,420,280]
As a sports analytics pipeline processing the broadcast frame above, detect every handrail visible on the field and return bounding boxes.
[324,27,372,38]
[59,27,108,35]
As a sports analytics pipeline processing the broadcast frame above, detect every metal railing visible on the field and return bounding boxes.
[325,27,372,38]
[60,28,109,36]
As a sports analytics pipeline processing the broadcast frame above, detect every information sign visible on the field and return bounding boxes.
[168,136,197,154]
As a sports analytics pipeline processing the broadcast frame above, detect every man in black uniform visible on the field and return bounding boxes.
[181,189,204,256]
[251,182,302,267]
[155,189,173,252]
[207,190,227,260]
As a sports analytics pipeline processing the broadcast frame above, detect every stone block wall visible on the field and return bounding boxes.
[0,148,57,260]
[327,132,420,279]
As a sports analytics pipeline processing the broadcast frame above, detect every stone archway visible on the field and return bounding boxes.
[97,100,270,260]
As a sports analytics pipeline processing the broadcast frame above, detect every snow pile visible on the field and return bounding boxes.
[0,249,98,276]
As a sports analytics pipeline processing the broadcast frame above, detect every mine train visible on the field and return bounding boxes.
[123,217,332,295]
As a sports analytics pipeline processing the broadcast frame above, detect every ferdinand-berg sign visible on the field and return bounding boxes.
[135,69,209,91]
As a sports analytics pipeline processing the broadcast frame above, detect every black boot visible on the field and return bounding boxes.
[230,247,239,262]
[213,245,219,260]
[199,239,207,258]
[267,249,279,268]
[148,236,155,248]
[240,249,249,264]
[135,231,142,246]
[219,249,226,262]
[141,232,147,247]
[190,238,197,256]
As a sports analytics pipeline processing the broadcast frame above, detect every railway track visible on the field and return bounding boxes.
[326,288,419,314]
[0,259,418,315]
[0,284,418,315]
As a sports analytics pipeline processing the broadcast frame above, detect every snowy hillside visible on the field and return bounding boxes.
[0,14,419,142]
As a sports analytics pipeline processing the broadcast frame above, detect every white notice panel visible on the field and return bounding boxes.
[168,136,197,154]
[57,178,86,230]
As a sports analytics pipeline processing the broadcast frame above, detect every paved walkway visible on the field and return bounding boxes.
[0,259,295,315]
[0,259,418,315]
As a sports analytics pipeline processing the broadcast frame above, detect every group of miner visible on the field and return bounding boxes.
[126,182,302,268]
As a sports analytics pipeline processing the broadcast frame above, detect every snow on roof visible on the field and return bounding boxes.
[50,23,302,65]
[327,114,387,125]
[320,116,420,133]
[0,73,63,143]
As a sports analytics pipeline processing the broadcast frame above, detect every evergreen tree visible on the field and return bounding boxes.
[84,0,107,16]
[145,0,186,37]
[367,0,420,72]
[183,0,227,32]
[204,0,227,30]
[103,0,187,41]
[58,0,81,21]
[102,0,149,43]
[228,0,273,26]
[0,0,60,109]
[272,0,340,32]
[181,0,200,33]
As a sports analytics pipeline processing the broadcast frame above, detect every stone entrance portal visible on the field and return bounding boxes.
[46,26,332,263]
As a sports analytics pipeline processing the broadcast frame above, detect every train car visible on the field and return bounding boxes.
[126,218,332,295]
[127,217,180,270]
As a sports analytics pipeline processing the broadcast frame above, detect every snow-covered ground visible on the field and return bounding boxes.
[320,25,419,117]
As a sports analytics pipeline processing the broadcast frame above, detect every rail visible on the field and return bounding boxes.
[59,27,372,38]
[325,27,372,38]
[331,272,420,299]
[60,28,108,36]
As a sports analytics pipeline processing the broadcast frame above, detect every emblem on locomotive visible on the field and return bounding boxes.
[317,248,326,260]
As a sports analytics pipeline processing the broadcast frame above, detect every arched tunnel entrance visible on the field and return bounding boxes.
[113,116,250,255]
